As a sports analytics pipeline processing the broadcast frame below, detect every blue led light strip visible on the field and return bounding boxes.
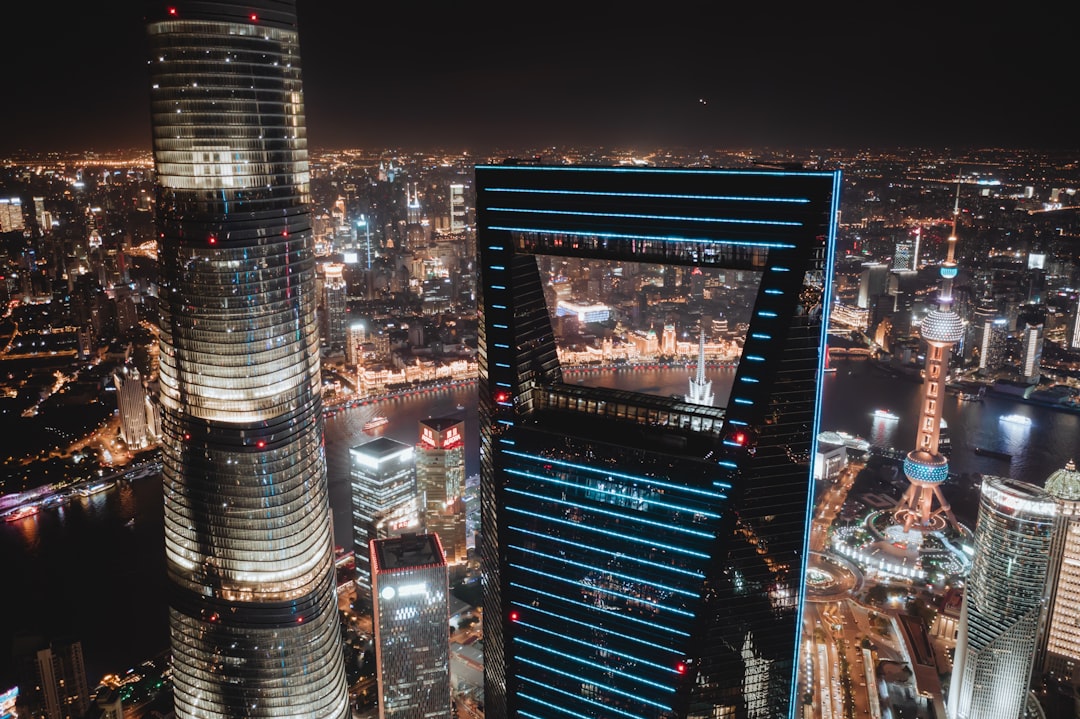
[481,165,829,177]
[487,225,796,249]
[505,506,710,558]
[506,488,714,539]
[510,582,693,636]
[489,206,801,227]
[504,450,725,499]
[509,526,705,579]
[483,185,814,201]
[516,618,681,670]
[519,687,643,719]
[520,703,592,719]
[505,468,722,519]
[513,602,684,655]
[516,638,677,692]
[509,544,699,598]
[516,658,674,711]
[511,561,694,617]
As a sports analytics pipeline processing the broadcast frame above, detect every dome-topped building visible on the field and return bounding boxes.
[1039,459,1080,685]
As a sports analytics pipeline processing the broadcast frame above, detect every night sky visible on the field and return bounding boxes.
[1,1,1077,154]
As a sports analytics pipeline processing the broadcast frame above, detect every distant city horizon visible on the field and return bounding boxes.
[3,127,1080,718]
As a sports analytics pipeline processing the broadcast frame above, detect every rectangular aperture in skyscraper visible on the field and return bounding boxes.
[476,164,840,719]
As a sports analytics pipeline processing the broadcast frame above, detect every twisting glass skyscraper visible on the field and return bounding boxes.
[146,3,349,717]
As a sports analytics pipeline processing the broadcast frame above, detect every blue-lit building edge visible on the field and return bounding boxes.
[477,165,839,719]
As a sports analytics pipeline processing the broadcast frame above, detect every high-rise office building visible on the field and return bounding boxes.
[416,416,469,567]
[892,238,914,271]
[1020,322,1044,384]
[113,363,151,450]
[145,3,349,717]
[320,262,348,351]
[477,164,839,718]
[350,436,420,604]
[346,320,367,367]
[449,183,467,232]
[12,638,90,719]
[948,477,1057,719]
[0,197,24,233]
[1068,296,1080,352]
[857,261,888,309]
[1039,460,1080,684]
[370,533,453,719]
[978,318,1008,374]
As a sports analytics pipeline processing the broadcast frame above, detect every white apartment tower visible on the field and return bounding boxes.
[1020,322,1044,384]
[449,183,467,232]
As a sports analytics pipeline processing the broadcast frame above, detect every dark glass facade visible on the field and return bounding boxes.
[476,165,840,718]
[349,437,420,605]
[146,3,348,717]
[371,533,453,719]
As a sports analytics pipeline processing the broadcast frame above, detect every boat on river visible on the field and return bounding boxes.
[5,505,39,522]
[973,446,1012,461]
[363,416,389,432]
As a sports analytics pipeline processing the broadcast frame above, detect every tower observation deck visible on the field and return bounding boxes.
[894,181,964,533]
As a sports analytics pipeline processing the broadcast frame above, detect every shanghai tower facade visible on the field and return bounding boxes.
[146,3,349,717]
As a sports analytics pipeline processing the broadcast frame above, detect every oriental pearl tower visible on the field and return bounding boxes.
[893,183,964,533]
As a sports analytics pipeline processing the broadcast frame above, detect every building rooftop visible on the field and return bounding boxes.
[373,533,445,571]
[419,416,463,433]
[350,436,412,459]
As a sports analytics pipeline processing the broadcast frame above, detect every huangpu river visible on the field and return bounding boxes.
[3,359,1077,686]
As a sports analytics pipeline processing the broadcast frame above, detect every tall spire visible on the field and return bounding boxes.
[687,327,714,406]
[893,171,965,533]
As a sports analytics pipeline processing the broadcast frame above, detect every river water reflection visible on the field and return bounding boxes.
[3,360,1078,685]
